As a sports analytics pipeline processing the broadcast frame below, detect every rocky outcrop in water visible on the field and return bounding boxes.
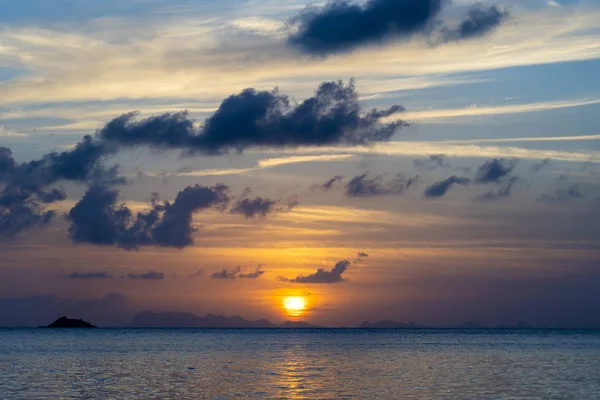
[46,316,96,328]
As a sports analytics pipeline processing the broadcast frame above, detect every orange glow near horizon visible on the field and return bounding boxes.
[283,297,306,317]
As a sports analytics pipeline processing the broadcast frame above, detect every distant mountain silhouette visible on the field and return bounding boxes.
[129,311,277,328]
[128,311,326,328]
[495,321,533,329]
[457,321,484,328]
[281,320,323,328]
[359,320,419,328]
[45,316,96,328]
[127,312,536,329]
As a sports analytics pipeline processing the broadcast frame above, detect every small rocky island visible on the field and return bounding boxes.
[45,316,96,328]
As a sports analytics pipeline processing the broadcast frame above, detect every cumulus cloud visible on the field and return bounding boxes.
[0,138,119,238]
[67,184,230,249]
[0,185,59,239]
[424,176,470,198]
[288,0,444,55]
[229,197,279,218]
[413,154,449,170]
[435,4,510,44]
[68,271,114,279]
[98,80,407,154]
[127,271,164,280]
[288,0,509,56]
[345,172,419,197]
[475,158,517,183]
[1,80,405,238]
[280,260,351,284]
[211,265,265,280]
[229,187,297,219]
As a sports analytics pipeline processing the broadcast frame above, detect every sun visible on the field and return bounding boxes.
[283,296,306,317]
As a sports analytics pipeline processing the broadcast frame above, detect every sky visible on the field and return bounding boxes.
[1,0,599,328]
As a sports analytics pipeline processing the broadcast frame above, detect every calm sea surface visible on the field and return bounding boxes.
[1,329,599,399]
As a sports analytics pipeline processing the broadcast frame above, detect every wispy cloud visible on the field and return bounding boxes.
[267,142,600,163]
[176,154,354,177]
[0,126,28,137]
[1,6,599,110]
[397,99,600,122]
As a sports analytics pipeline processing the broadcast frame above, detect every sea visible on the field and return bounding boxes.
[1,328,599,399]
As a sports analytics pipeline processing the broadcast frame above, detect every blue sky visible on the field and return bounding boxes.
[0,0,599,327]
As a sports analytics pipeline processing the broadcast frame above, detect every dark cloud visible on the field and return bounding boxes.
[211,266,242,280]
[0,185,58,238]
[476,177,518,201]
[68,271,114,279]
[435,4,509,44]
[0,147,16,176]
[66,185,127,246]
[239,266,265,279]
[3,136,116,189]
[1,80,405,238]
[189,269,204,278]
[229,194,297,219]
[37,188,67,203]
[97,80,407,154]
[354,251,369,263]
[211,265,265,280]
[539,186,584,203]
[313,175,344,191]
[288,0,445,55]
[413,154,449,170]
[345,172,419,197]
[424,176,470,198]
[531,158,551,173]
[149,184,230,248]
[475,158,516,183]
[280,260,351,284]
[230,197,278,218]
[0,137,120,238]
[127,271,164,280]
[288,0,509,56]
[67,184,230,249]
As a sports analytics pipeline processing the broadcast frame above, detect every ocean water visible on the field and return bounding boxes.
[1,329,599,399]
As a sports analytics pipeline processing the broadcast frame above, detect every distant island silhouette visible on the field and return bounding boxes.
[32,313,537,329]
[359,320,420,329]
[280,320,322,328]
[45,316,96,328]
[129,311,324,328]
[126,311,538,329]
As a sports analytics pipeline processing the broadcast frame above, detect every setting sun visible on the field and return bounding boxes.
[283,297,306,317]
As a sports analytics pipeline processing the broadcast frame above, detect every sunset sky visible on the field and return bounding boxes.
[1,0,599,328]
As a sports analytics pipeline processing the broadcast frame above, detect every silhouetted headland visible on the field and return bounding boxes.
[45,316,96,328]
